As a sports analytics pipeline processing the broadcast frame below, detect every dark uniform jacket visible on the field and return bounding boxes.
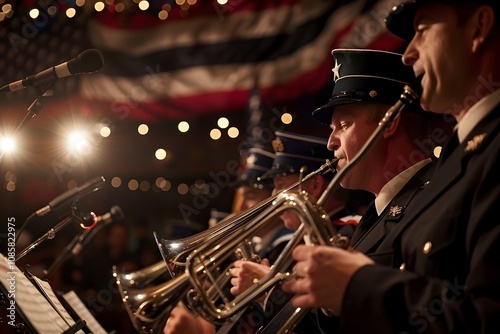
[350,160,435,264]
[310,160,436,333]
[339,107,500,333]
[259,161,436,334]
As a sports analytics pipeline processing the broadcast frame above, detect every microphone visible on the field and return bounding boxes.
[42,205,125,278]
[30,176,106,221]
[71,205,125,256]
[0,49,104,93]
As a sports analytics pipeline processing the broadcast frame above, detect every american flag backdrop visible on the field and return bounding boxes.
[1,0,406,122]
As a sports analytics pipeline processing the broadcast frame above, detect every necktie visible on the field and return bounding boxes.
[350,201,378,246]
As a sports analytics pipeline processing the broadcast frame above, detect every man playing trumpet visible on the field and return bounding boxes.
[234,48,451,333]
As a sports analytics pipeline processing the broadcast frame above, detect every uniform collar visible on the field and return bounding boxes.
[458,88,500,143]
[375,158,432,216]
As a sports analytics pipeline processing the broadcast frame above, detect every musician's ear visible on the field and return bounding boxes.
[383,115,400,138]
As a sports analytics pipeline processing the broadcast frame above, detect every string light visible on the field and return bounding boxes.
[281,113,293,124]
[178,121,189,133]
[138,124,149,135]
[217,117,229,129]
[0,0,210,23]
[210,129,222,140]
[227,127,239,138]
[155,148,167,160]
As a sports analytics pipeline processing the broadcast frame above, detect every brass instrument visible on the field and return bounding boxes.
[179,78,421,332]
[114,261,170,289]
[114,238,258,334]
[114,159,337,334]
[155,214,259,277]
[183,189,349,323]
[114,79,421,333]
[114,266,190,334]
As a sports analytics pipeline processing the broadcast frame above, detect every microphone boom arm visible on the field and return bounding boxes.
[16,215,73,261]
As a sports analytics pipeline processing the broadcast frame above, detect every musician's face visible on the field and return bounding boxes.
[233,185,272,213]
[402,3,480,118]
[327,104,383,193]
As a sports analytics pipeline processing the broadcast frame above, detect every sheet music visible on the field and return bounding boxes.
[31,276,85,334]
[62,290,108,334]
[0,253,84,334]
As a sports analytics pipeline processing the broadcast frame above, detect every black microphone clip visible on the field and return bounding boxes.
[71,205,125,256]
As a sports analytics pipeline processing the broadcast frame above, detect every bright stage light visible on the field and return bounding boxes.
[67,132,90,154]
[1,136,16,154]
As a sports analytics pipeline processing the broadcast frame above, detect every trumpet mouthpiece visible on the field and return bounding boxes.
[406,74,423,101]
[323,158,339,173]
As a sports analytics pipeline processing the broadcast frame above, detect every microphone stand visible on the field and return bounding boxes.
[16,214,73,261]
[0,88,52,160]
[18,90,51,131]
[42,232,82,279]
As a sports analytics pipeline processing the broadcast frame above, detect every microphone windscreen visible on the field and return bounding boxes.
[72,49,104,74]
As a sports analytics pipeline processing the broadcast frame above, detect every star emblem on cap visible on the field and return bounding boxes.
[332,59,342,82]
[464,133,487,153]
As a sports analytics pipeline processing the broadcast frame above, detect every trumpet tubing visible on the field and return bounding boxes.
[154,159,338,277]
[114,261,169,289]
[115,229,262,332]
[115,158,339,333]
[184,190,348,323]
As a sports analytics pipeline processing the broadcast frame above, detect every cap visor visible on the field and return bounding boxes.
[385,2,418,41]
[312,98,363,125]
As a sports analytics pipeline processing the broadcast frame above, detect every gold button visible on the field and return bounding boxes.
[423,241,432,254]
[399,263,405,271]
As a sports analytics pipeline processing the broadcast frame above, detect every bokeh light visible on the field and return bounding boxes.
[210,129,221,140]
[281,113,293,124]
[138,124,149,135]
[217,117,229,129]
[178,121,189,133]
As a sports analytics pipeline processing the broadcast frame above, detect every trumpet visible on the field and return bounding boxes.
[183,189,350,323]
[114,159,338,334]
[115,78,421,333]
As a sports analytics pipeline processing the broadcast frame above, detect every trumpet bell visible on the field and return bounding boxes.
[154,231,190,277]
[113,266,190,334]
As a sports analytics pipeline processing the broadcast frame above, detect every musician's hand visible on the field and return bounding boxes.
[230,258,271,296]
[281,245,374,314]
[163,303,215,334]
